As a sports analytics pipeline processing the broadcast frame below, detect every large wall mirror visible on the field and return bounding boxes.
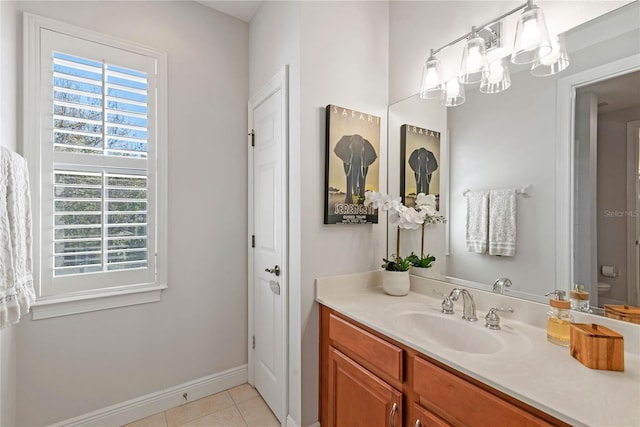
[388,1,640,308]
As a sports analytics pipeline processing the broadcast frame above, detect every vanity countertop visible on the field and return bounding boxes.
[315,271,640,427]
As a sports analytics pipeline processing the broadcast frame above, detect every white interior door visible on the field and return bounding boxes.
[249,69,287,423]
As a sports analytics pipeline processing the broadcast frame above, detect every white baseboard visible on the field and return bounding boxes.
[286,415,319,427]
[48,365,248,427]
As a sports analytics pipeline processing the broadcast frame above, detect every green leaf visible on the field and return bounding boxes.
[407,252,436,268]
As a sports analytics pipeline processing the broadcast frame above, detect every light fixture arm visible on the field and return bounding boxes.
[431,0,530,55]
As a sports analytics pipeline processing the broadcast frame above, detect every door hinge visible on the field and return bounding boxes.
[252,335,255,349]
[251,235,255,248]
[248,130,255,147]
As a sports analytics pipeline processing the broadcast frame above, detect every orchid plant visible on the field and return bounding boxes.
[364,191,446,271]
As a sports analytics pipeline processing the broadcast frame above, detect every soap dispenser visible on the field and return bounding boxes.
[570,284,590,312]
[545,290,574,347]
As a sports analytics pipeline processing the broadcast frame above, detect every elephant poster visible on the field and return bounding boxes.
[400,124,441,209]
[325,104,381,224]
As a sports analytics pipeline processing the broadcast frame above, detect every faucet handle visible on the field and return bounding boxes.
[441,294,454,315]
[485,307,514,330]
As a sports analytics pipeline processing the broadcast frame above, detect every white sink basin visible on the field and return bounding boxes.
[390,310,504,354]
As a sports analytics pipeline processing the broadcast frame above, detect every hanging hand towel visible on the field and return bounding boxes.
[0,147,35,329]
[489,189,516,256]
[465,190,489,253]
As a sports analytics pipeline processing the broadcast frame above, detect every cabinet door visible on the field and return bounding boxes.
[412,403,452,427]
[328,347,402,427]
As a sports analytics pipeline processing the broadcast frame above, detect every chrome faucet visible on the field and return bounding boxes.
[447,288,478,322]
[492,277,512,294]
[485,307,514,330]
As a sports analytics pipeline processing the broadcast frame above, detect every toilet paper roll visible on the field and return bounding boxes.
[601,265,618,278]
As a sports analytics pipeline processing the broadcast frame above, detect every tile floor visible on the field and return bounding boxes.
[124,384,279,427]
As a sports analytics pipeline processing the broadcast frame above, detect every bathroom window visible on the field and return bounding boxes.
[24,14,167,318]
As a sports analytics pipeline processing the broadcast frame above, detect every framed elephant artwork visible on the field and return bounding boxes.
[324,104,381,224]
[400,124,441,209]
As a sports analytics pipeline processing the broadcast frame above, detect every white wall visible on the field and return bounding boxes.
[598,106,640,303]
[2,1,249,425]
[250,2,389,425]
[1,2,21,425]
[299,3,388,425]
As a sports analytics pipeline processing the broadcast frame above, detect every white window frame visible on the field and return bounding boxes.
[24,13,168,319]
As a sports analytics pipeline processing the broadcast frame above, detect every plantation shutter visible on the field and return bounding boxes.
[40,29,158,295]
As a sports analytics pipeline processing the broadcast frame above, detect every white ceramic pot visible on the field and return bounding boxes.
[410,265,437,279]
[382,270,410,296]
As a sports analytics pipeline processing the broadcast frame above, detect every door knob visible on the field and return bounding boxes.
[265,265,281,276]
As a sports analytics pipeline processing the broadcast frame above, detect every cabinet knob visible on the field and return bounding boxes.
[389,402,398,427]
[415,420,422,427]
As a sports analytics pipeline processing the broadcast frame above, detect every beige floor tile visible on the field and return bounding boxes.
[178,406,247,427]
[166,391,235,427]
[228,384,259,404]
[123,412,167,427]
[236,396,279,427]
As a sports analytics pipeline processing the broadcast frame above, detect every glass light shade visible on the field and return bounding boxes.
[440,78,466,107]
[419,56,444,99]
[459,35,489,84]
[480,56,511,93]
[511,4,553,64]
[530,34,570,76]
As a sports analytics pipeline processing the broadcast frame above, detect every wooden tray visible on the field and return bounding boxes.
[604,304,640,324]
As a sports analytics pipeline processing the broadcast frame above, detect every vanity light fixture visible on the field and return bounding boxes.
[420,0,568,106]
[511,0,552,65]
[459,27,489,84]
[441,78,466,107]
[480,50,511,94]
[419,50,445,99]
[530,33,570,76]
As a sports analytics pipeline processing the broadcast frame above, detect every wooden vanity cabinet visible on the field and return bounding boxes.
[320,305,569,427]
[321,306,403,427]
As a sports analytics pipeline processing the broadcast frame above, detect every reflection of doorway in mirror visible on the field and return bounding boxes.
[630,123,640,307]
[576,71,640,308]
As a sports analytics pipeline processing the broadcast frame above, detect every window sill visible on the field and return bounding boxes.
[31,284,168,320]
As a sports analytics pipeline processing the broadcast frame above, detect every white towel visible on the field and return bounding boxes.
[0,147,35,329]
[489,189,516,256]
[465,191,489,253]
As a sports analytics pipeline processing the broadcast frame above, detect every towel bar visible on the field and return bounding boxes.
[462,184,530,198]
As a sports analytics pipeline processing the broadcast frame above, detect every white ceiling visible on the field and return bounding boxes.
[195,0,262,22]
[578,71,640,114]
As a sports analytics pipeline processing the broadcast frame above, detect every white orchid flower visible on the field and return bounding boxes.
[415,193,437,216]
[364,191,402,212]
[364,191,382,208]
[382,195,402,212]
[388,204,405,225]
[389,205,423,230]
[399,207,424,230]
